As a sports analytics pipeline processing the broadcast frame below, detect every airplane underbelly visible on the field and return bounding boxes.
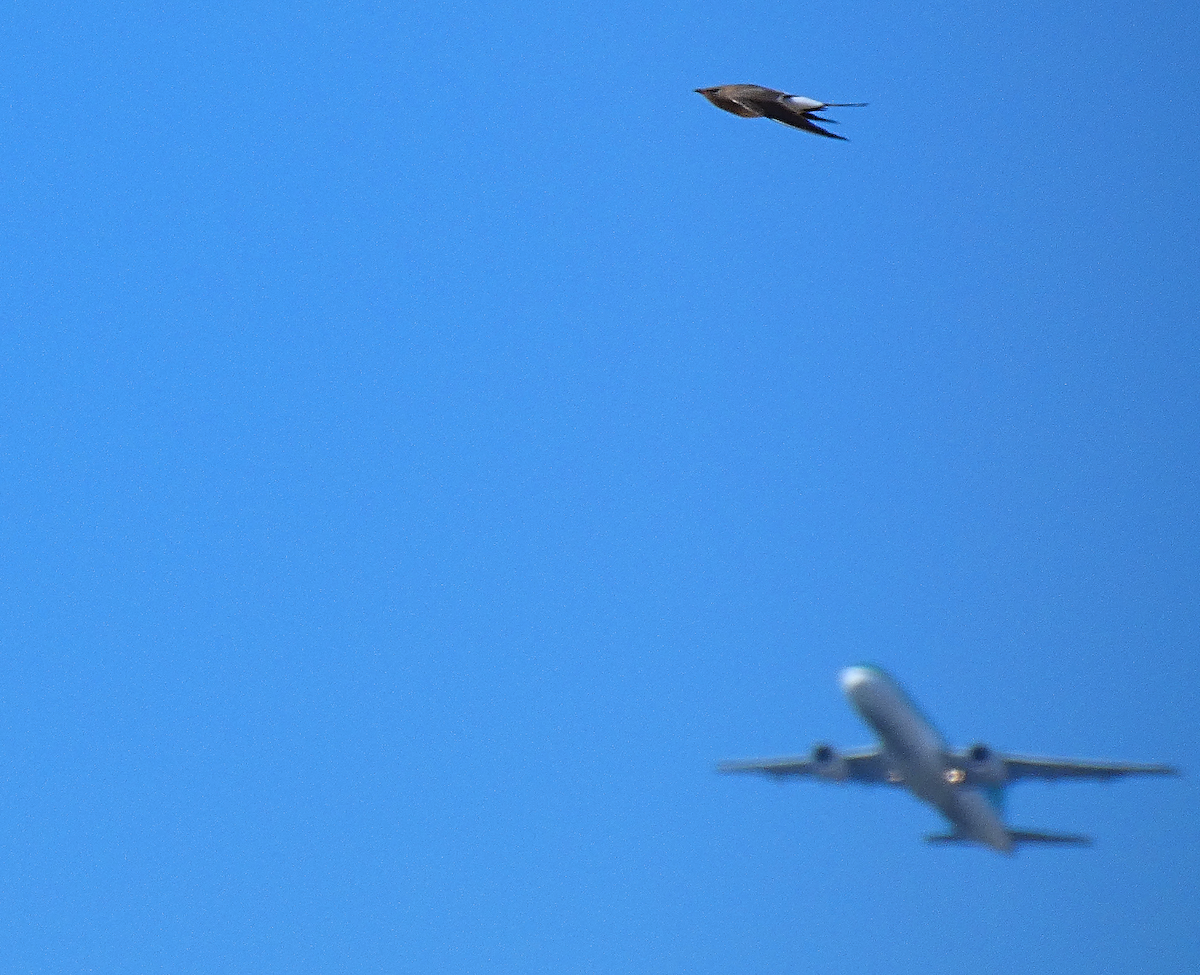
[902,761,946,805]
[896,749,1011,851]
[948,789,1010,850]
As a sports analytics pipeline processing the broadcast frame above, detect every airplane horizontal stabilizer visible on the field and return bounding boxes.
[1007,829,1091,846]
[925,830,1091,847]
[924,832,971,845]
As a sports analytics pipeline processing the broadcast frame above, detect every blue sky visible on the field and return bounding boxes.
[3,0,1198,971]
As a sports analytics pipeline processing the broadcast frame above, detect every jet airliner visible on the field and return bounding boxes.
[719,666,1178,853]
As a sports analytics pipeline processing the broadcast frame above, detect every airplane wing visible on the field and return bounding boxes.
[717,749,897,784]
[999,755,1179,783]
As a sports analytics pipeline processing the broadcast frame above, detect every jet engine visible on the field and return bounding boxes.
[811,742,850,781]
[964,743,1008,785]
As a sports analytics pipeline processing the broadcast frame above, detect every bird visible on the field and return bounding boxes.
[695,84,867,140]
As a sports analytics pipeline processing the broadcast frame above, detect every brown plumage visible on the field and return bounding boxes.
[696,84,866,140]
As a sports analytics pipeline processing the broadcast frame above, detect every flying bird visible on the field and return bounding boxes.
[695,84,866,140]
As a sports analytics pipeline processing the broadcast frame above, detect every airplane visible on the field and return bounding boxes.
[719,665,1179,854]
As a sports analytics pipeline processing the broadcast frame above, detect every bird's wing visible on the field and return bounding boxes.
[755,101,847,139]
[719,95,763,118]
[787,115,848,140]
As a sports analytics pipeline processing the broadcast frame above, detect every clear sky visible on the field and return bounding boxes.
[3,1,1198,971]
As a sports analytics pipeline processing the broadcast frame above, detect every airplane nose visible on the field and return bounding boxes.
[840,666,873,694]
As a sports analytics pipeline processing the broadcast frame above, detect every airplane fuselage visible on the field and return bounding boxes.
[840,666,1015,853]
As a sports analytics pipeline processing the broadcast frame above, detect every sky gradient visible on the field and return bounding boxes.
[3,1,1199,971]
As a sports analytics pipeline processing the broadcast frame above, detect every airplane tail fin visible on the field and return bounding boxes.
[925,829,1092,848]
